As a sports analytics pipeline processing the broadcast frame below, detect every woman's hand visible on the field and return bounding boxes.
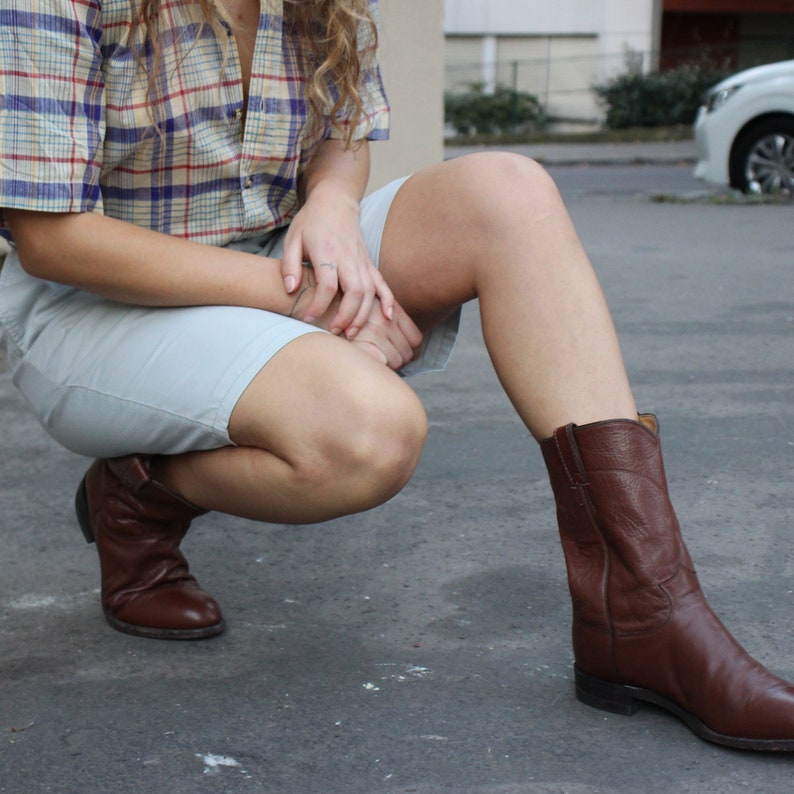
[290,276,422,371]
[282,138,396,338]
[349,297,424,371]
[281,183,395,338]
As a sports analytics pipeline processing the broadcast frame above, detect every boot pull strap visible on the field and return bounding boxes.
[106,455,152,493]
[552,423,589,488]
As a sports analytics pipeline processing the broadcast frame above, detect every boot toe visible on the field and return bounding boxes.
[106,586,225,640]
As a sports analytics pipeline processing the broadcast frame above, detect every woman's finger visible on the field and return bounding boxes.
[280,232,306,295]
[321,262,367,334]
[371,267,395,321]
[300,260,340,323]
[397,308,424,353]
[351,338,389,367]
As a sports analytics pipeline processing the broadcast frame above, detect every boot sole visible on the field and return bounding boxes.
[103,607,226,640]
[575,666,794,752]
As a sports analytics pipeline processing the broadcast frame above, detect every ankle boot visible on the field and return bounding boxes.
[540,414,794,751]
[75,455,225,640]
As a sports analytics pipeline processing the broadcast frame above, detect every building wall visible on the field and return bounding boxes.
[444,0,601,35]
[442,1,794,129]
[369,0,445,191]
[661,5,794,69]
[600,0,663,73]
[444,0,659,126]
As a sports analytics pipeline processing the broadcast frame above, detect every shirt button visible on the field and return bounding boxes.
[244,177,253,189]
[233,109,242,121]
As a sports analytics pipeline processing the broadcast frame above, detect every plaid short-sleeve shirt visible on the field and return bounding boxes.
[0,0,390,245]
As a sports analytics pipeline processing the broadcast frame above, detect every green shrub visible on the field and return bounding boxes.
[594,62,731,129]
[445,83,547,136]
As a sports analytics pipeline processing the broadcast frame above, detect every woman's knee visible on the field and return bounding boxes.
[230,333,427,508]
[308,379,428,506]
[397,153,566,270]
[456,151,563,218]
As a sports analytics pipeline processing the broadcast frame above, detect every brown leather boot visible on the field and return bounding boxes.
[540,414,794,751]
[75,455,225,640]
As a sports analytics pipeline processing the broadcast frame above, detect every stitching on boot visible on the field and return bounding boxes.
[564,424,589,486]
[552,430,576,486]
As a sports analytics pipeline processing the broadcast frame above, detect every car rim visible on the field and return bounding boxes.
[745,133,794,195]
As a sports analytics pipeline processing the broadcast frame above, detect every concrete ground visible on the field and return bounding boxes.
[2,148,794,793]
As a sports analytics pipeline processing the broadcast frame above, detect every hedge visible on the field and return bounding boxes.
[594,62,731,129]
[444,84,547,136]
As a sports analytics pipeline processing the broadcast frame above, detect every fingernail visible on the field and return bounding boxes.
[346,327,359,340]
[385,306,394,320]
[284,275,296,293]
[330,327,342,336]
[303,315,316,324]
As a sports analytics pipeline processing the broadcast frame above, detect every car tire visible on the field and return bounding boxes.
[729,115,794,194]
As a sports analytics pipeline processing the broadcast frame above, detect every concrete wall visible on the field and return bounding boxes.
[444,0,661,125]
[445,0,600,35]
[446,34,602,123]
[599,0,661,78]
[368,0,446,191]
[444,0,656,45]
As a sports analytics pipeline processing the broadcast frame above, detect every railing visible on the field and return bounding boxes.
[444,40,794,128]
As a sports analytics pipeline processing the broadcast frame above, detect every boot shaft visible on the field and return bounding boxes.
[83,456,206,609]
[541,416,694,637]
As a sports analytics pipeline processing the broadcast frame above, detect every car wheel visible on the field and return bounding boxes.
[729,115,794,195]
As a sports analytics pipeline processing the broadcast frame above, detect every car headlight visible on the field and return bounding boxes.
[705,85,742,114]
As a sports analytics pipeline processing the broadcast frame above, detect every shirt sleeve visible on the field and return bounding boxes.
[0,1,106,239]
[328,0,390,143]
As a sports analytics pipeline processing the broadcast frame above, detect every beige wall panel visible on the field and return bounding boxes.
[546,37,601,120]
[446,37,487,91]
[466,34,602,123]
[369,0,445,191]
[496,36,553,96]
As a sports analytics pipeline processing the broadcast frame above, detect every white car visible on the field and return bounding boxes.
[694,60,794,194]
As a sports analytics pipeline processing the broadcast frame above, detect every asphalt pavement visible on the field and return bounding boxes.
[2,141,794,793]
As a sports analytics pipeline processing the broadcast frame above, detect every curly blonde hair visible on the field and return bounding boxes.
[132,0,378,148]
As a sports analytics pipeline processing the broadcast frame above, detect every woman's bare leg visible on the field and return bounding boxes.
[151,152,631,512]
[378,152,637,440]
[152,332,427,520]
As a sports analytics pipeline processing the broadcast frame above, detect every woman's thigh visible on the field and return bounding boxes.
[378,152,561,324]
[0,251,324,458]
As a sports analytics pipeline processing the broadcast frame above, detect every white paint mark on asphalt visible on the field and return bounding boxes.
[9,594,57,609]
[6,591,96,610]
[375,663,433,683]
[196,753,242,776]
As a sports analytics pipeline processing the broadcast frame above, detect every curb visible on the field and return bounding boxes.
[444,140,698,168]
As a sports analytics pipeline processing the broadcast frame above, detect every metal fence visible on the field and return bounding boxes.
[445,40,794,128]
[445,50,648,127]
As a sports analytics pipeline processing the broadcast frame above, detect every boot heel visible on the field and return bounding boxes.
[575,667,640,716]
[74,477,95,544]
